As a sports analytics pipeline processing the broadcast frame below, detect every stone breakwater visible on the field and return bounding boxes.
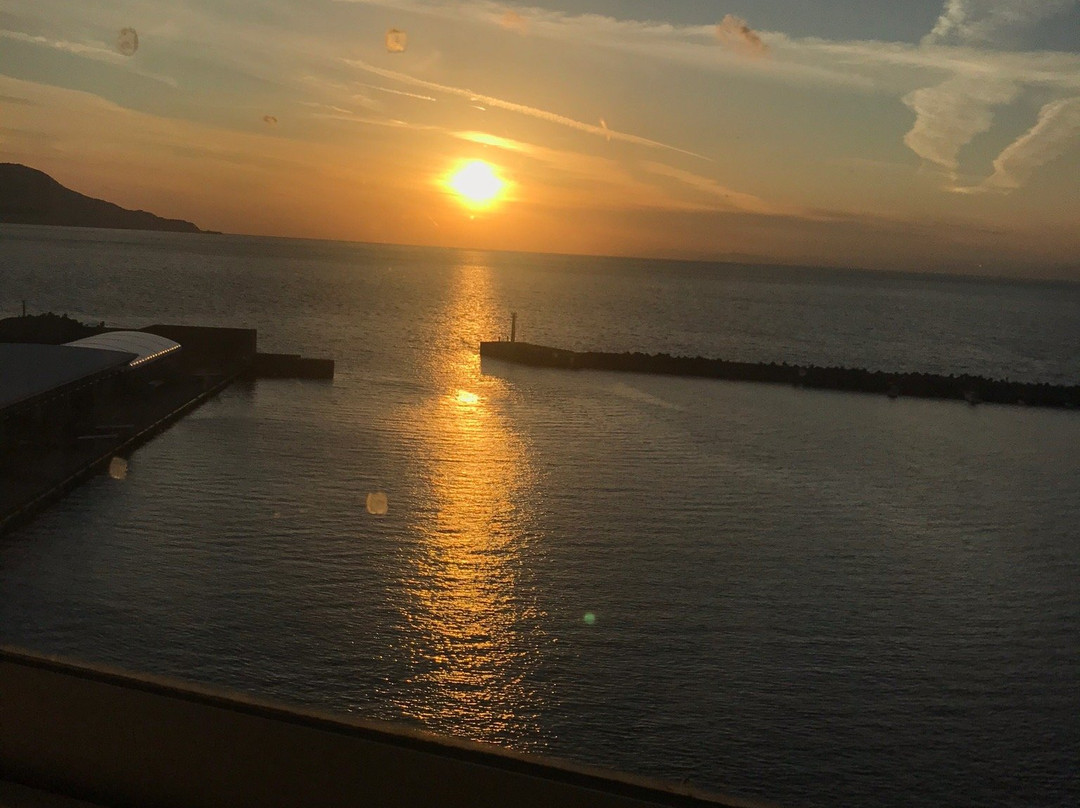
[480,341,1079,409]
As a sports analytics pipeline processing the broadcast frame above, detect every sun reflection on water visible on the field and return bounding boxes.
[454,389,480,406]
[393,261,548,747]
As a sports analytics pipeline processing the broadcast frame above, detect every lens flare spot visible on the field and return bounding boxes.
[108,456,128,480]
[583,612,596,625]
[366,491,389,515]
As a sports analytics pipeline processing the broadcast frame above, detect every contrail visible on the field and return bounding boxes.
[343,58,709,160]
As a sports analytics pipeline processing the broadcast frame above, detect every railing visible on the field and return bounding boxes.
[1,648,765,808]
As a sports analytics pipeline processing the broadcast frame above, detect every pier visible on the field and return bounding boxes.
[480,341,1080,409]
[1,318,334,535]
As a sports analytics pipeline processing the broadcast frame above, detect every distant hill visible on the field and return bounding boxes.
[0,312,103,344]
[0,163,206,233]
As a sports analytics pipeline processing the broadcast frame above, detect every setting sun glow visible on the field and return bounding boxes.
[445,161,505,209]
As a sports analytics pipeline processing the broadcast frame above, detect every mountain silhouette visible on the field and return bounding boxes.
[0,163,205,233]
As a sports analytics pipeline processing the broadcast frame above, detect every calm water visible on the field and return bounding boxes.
[1,225,1078,807]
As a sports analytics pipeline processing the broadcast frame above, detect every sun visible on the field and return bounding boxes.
[444,160,506,209]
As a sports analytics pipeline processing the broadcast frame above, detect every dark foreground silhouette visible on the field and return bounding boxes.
[0,163,207,232]
[480,341,1079,409]
[0,315,332,533]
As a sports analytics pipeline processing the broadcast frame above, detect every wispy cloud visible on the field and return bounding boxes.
[923,0,1076,46]
[0,28,179,87]
[0,29,121,60]
[341,57,709,159]
[361,83,437,102]
[499,10,528,33]
[901,0,1078,186]
[982,96,1080,190]
[902,75,1018,172]
[309,111,415,129]
[336,1,1080,96]
[639,162,799,217]
[300,99,420,130]
[451,131,536,154]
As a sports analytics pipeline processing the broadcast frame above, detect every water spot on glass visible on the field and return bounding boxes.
[116,28,138,57]
[108,456,128,480]
[583,612,596,625]
[262,114,278,126]
[366,491,389,515]
[715,15,768,58]
[385,28,407,53]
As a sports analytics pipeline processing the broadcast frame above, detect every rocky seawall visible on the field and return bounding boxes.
[480,341,1079,409]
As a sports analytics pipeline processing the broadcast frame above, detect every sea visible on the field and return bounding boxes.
[1,224,1078,807]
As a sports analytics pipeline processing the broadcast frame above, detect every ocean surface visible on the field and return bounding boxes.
[1,225,1078,807]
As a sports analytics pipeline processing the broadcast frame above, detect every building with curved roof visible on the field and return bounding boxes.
[65,331,181,368]
[0,344,133,416]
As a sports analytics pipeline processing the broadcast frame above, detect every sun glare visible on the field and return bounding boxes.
[454,389,480,406]
[445,160,506,209]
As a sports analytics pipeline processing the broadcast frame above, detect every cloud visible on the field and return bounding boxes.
[900,0,1080,186]
[715,15,768,58]
[923,0,1076,47]
[299,97,428,129]
[361,83,437,102]
[982,95,1080,189]
[335,1,875,88]
[0,74,308,180]
[451,131,535,153]
[312,113,413,128]
[335,1,1080,98]
[639,162,799,217]
[902,75,1018,171]
[0,28,178,87]
[0,29,123,60]
[342,58,709,159]
[500,10,528,33]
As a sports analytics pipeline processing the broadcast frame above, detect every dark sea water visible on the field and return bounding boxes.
[1,225,1078,807]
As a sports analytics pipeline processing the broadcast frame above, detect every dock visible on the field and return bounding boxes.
[0,319,334,535]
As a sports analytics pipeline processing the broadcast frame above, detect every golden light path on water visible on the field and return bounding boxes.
[392,259,548,746]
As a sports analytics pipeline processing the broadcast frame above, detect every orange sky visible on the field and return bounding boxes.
[2,1,1079,276]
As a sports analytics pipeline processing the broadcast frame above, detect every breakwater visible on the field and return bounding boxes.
[480,341,1079,409]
